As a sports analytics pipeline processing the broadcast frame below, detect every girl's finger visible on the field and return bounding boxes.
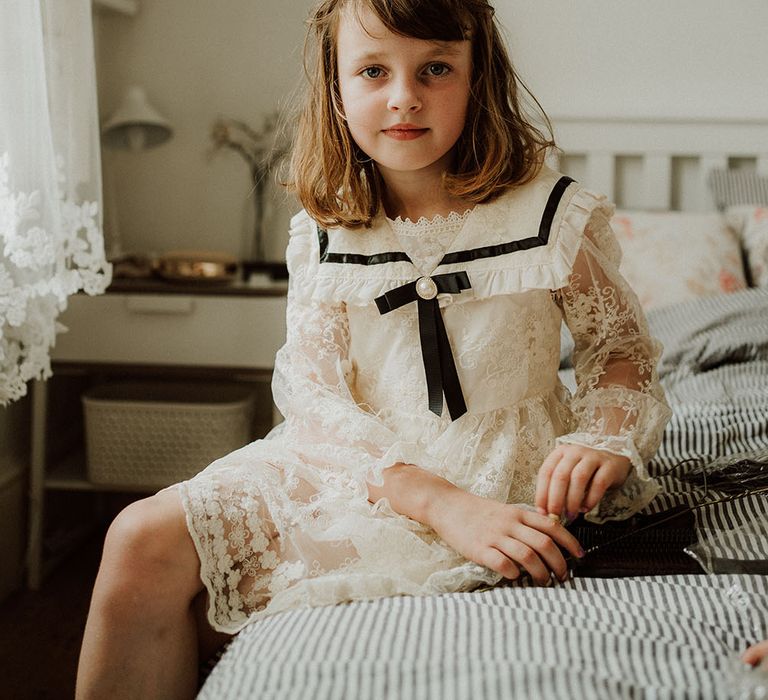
[522,510,584,561]
[495,537,550,586]
[506,525,569,582]
[581,476,607,513]
[566,459,600,518]
[534,449,561,513]
[546,454,580,517]
[483,548,521,581]
[581,463,623,512]
[742,639,768,666]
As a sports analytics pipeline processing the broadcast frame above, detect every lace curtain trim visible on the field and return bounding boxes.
[0,153,112,403]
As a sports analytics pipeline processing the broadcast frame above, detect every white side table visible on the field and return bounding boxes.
[27,278,287,589]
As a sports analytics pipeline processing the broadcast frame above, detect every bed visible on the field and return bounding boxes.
[196,117,768,699]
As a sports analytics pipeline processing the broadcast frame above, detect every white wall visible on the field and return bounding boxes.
[495,0,768,120]
[95,0,768,259]
[96,0,311,260]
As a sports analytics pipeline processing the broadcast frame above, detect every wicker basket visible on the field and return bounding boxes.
[82,381,255,487]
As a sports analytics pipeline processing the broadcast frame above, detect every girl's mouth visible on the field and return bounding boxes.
[382,126,429,141]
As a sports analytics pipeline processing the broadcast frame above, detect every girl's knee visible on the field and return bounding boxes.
[100,488,202,597]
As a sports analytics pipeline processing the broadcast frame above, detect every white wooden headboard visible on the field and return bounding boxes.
[545,116,768,212]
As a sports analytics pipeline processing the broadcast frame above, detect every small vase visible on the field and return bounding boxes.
[250,172,266,263]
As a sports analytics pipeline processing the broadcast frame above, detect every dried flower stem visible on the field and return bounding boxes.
[209,112,288,261]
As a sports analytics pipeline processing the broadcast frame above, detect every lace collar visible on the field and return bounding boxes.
[287,166,614,306]
[386,209,474,236]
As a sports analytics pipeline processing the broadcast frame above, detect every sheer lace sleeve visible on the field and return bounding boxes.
[554,208,673,523]
[271,213,429,501]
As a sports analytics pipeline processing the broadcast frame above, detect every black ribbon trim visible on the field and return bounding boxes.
[438,176,574,265]
[318,228,412,265]
[317,176,575,267]
[375,271,471,420]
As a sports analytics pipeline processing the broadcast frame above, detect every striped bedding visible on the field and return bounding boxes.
[645,288,768,469]
[197,290,768,699]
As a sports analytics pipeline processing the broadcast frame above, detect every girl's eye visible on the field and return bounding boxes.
[362,66,383,79]
[426,63,450,77]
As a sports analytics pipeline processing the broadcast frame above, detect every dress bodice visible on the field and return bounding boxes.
[279,166,672,524]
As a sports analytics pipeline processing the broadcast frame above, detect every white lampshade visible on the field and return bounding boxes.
[101,85,173,151]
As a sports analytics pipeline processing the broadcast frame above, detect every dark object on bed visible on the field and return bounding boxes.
[565,505,704,576]
[565,480,768,577]
[679,452,768,494]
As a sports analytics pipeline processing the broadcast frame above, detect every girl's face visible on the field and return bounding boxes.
[336,6,472,184]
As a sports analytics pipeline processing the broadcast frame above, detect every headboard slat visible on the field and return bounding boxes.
[551,117,768,211]
[642,154,672,210]
[586,154,615,203]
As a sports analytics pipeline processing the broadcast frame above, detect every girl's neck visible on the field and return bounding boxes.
[381,174,473,222]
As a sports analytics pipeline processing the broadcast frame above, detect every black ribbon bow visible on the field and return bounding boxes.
[374,271,471,420]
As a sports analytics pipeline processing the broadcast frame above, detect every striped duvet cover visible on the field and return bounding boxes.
[198,289,768,700]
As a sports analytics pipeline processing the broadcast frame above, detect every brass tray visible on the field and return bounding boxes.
[153,250,238,283]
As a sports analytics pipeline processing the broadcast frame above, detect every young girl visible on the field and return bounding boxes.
[76,0,672,697]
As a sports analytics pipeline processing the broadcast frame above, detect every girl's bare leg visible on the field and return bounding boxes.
[193,588,235,666]
[75,487,226,700]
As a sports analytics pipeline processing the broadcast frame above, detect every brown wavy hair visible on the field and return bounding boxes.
[286,0,556,229]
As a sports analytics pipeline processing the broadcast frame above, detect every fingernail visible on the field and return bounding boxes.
[577,548,586,558]
[566,512,576,522]
[580,506,588,513]
[547,513,560,522]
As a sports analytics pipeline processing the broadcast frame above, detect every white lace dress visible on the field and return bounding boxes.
[170,167,672,634]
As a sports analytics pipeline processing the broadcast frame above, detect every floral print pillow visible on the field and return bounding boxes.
[610,210,747,311]
[726,206,768,288]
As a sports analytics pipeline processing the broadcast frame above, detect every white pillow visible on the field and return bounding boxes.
[610,210,748,310]
[726,205,768,287]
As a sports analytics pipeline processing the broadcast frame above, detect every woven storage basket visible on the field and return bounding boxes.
[82,381,255,488]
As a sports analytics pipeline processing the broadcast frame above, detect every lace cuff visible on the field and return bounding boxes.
[556,431,661,523]
[363,441,438,492]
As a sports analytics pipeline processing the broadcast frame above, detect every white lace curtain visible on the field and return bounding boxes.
[0,0,111,405]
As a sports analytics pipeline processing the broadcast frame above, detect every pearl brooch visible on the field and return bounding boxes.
[415,276,438,300]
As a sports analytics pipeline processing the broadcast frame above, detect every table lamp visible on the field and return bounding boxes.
[102,85,172,151]
[101,85,173,257]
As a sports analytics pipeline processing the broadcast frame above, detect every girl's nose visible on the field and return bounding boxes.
[387,77,422,113]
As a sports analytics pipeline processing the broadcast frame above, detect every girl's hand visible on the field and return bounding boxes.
[426,487,584,586]
[743,639,768,667]
[535,444,632,521]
